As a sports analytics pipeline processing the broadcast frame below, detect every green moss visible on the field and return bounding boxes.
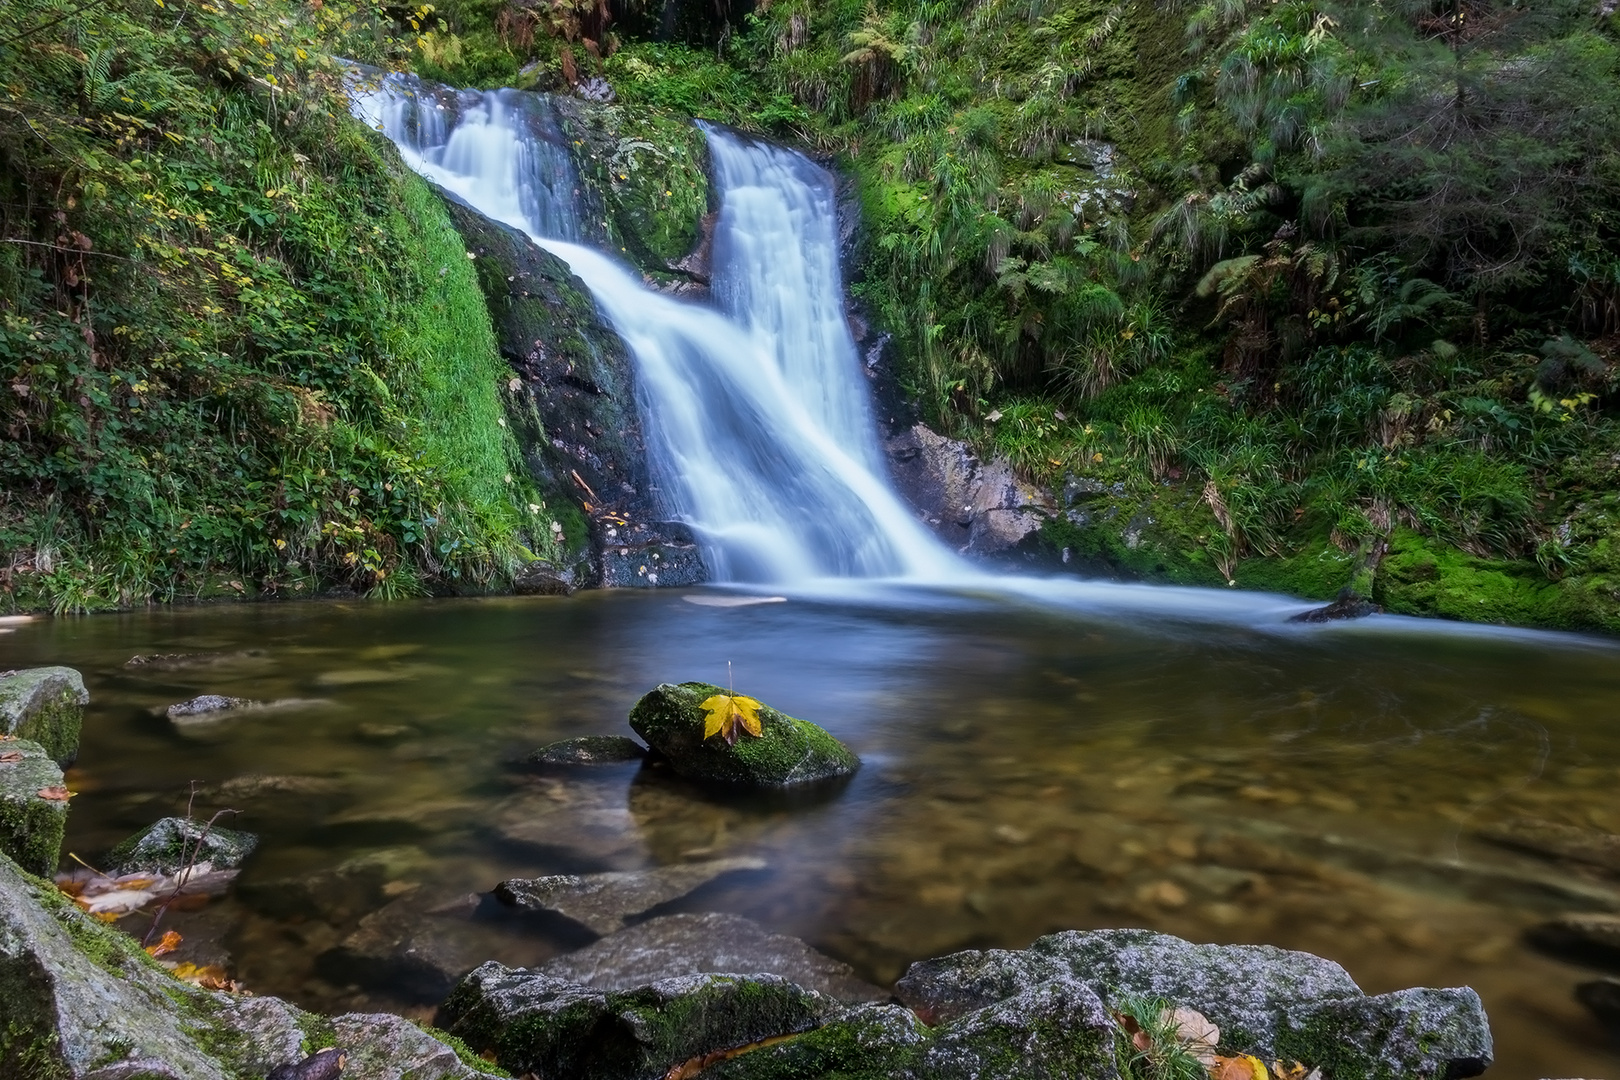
[1375,530,1568,627]
[0,1021,69,1080]
[415,1023,510,1077]
[628,682,860,789]
[0,742,68,877]
[1232,535,1356,601]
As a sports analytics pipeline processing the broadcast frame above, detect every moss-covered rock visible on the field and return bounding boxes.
[439,964,835,1080]
[553,97,711,273]
[104,817,259,876]
[628,682,859,790]
[0,739,67,877]
[1376,529,1566,626]
[0,668,87,768]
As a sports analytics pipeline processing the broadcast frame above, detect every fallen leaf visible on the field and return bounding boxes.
[1167,1006,1219,1064]
[146,930,183,958]
[1212,1054,1271,1080]
[170,962,239,991]
[699,693,763,746]
[0,751,22,763]
[37,786,73,801]
[1269,1063,1317,1080]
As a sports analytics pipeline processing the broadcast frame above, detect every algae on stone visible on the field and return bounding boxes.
[0,739,68,877]
[628,682,859,789]
[0,668,87,768]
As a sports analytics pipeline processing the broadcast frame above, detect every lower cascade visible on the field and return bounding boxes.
[351,73,959,585]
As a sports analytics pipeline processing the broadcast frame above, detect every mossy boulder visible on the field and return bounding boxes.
[439,964,835,1079]
[627,683,859,790]
[0,667,87,767]
[553,97,711,273]
[0,738,67,877]
[104,817,259,876]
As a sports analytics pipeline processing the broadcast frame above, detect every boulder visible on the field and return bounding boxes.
[513,562,574,596]
[897,929,1491,1080]
[439,963,833,1080]
[884,424,1052,558]
[628,682,859,790]
[0,737,68,875]
[0,666,87,766]
[537,912,886,1002]
[494,856,767,935]
[526,735,647,769]
[104,817,258,875]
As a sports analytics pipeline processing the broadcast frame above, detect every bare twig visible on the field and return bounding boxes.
[141,782,241,947]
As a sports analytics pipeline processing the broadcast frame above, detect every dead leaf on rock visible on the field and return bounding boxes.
[1166,1006,1219,1064]
[0,751,22,763]
[1212,1054,1271,1080]
[37,786,73,801]
[169,962,242,992]
[145,930,183,958]
[699,693,763,746]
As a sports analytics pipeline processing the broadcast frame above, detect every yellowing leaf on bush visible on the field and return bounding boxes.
[699,694,763,746]
[1212,1054,1270,1080]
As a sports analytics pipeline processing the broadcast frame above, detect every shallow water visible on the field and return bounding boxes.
[5,587,1620,1078]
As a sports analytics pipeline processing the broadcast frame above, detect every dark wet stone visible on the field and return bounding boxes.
[166,695,258,722]
[897,929,1491,1080]
[1577,976,1620,1036]
[1289,589,1379,623]
[439,962,833,1080]
[237,846,432,925]
[317,892,494,1003]
[495,856,767,935]
[0,665,87,765]
[1480,817,1620,874]
[526,735,647,769]
[914,974,1118,1080]
[105,816,259,875]
[537,912,886,1002]
[1526,912,1620,969]
[0,737,68,875]
[628,682,859,790]
[513,562,574,596]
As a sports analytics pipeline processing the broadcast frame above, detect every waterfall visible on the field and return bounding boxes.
[350,74,959,585]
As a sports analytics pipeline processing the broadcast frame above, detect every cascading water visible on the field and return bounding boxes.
[350,73,959,584]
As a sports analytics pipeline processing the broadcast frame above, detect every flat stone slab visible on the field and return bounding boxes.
[0,666,87,765]
[537,912,886,1002]
[495,856,767,935]
[0,737,68,875]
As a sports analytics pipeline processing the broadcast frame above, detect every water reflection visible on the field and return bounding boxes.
[3,590,1618,1078]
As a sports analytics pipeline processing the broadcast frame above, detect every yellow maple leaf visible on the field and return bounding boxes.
[699,694,763,746]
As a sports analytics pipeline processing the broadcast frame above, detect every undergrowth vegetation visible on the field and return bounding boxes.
[0,0,555,611]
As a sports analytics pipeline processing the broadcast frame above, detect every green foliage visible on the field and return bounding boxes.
[0,0,544,611]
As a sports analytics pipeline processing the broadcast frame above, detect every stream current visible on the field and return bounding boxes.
[3,75,1616,1079]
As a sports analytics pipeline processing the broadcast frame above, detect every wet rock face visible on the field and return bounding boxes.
[0,738,67,876]
[494,857,767,936]
[537,912,887,1003]
[884,423,1052,559]
[628,682,861,790]
[439,194,708,591]
[440,964,834,1080]
[104,817,259,876]
[0,666,87,766]
[898,929,1492,1080]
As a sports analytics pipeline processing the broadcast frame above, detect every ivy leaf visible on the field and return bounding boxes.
[699,694,763,746]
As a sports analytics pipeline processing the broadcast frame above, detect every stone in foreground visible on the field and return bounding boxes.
[537,912,886,1002]
[0,849,496,1079]
[104,816,259,875]
[897,928,1491,1080]
[628,682,859,789]
[0,737,68,875]
[495,856,767,935]
[526,735,647,768]
[440,963,834,1080]
[0,666,87,766]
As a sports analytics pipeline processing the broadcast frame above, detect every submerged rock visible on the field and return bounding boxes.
[237,846,433,926]
[537,912,886,1003]
[0,665,87,766]
[1576,976,1620,1036]
[495,856,767,935]
[526,735,647,768]
[0,737,68,875]
[104,816,259,876]
[166,695,259,722]
[1289,587,1379,623]
[628,682,860,790]
[440,964,833,1080]
[1480,817,1620,874]
[1526,911,1620,968]
[317,892,498,1003]
[897,928,1491,1080]
[488,780,648,869]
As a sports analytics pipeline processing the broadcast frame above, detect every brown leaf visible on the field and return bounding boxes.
[1212,1054,1271,1080]
[145,930,183,958]
[37,786,73,801]
[0,751,22,763]
[1167,1006,1219,1064]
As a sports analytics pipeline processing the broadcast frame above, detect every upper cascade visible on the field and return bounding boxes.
[350,73,960,585]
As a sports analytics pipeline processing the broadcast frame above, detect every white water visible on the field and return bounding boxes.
[345,74,1608,640]
[351,73,955,583]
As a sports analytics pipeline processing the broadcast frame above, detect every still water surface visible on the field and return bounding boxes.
[4,588,1619,1079]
